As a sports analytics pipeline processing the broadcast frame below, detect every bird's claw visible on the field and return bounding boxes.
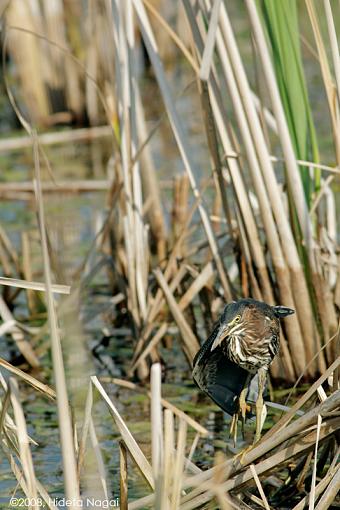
[229,402,251,447]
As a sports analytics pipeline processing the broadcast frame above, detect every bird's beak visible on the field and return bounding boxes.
[210,317,239,351]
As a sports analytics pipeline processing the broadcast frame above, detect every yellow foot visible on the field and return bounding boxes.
[229,403,251,447]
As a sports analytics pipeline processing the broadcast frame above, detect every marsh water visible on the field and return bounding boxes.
[0,47,340,507]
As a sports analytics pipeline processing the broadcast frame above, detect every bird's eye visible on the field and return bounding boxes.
[234,315,241,323]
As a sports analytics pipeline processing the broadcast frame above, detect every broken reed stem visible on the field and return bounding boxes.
[177,390,340,505]
[172,174,190,257]
[0,276,70,294]
[314,464,340,510]
[180,419,339,510]
[119,441,128,510]
[171,418,187,510]
[163,409,175,510]
[151,363,163,482]
[0,295,40,367]
[91,376,154,490]
[249,464,271,510]
[153,268,200,363]
[132,262,214,372]
[9,377,38,503]
[308,414,322,510]
[21,232,38,315]
[0,358,55,399]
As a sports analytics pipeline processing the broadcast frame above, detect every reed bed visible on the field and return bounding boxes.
[0,0,339,508]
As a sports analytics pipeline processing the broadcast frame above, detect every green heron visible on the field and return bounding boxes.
[192,298,294,443]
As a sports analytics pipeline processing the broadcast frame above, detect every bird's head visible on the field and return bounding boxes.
[210,298,294,352]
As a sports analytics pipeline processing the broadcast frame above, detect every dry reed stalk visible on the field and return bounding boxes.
[300,471,335,509]
[119,441,128,510]
[249,464,271,510]
[171,418,187,510]
[211,453,234,510]
[172,175,190,257]
[182,0,274,305]
[3,450,29,497]
[22,232,38,314]
[217,0,322,374]
[314,463,340,510]
[143,0,198,71]
[309,414,322,510]
[0,241,12,277]
[77,381,93,477]
[132,193,205,365]
[151,364,163,484]
[199,5,236,241]
[153,268,200,363]
[44,0,83,119]
[0,320,15,337]
[180,385,340,494]
[0,381,21,452]
[9,378,38,504]
[245,0,314,253]
[163,409,175,509]
[140,192,204,334]
[4,3,50,123]
[43,0,67,91]
[245,0,324,373]
[183,0,296,376]
[305,0,340,165]
[131,264,188,369]
[0,295,40,367]
[323,0,340,109]
[135,82,167,263]
[0,126,112,152]
[0,276,70,295]
[111,0,149,330]
[32,139,80,503]
[0,180,111,194]
[85,1,99,125]
[264,355,340,443]
[89,419,109,499]
[179,262,214,311]
[0,381,56,508]
[302,0,340,351]
[126,0,149,323]
[4,452,59,509]
[292,464,339,510]
[133,0,233,302]
[0,358,55,399]
[185,432,201,472]
[91,376,154,490]
[0,225,20,274]
[180,418,339,510]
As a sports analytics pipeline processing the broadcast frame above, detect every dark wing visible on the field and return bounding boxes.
[193,324,255,416]
[193,352,250,415]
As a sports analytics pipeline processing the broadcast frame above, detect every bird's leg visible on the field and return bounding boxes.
[230,373,251,446]
[254,367,267,443]
[239,373,251,437]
